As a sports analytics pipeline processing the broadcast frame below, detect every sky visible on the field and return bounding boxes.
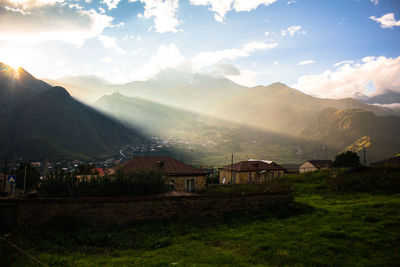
[0,0,400,98]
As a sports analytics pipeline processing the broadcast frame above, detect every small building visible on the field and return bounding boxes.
[219,160,285,184]
[371,156,400,167]
[281,164,300,173]
[299,160,333,173]
[121,157,207,192]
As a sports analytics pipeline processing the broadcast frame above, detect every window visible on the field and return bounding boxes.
[249,172,253,182]
[278,172,281,177]
[185,179,195,192]
[271,172,275,179]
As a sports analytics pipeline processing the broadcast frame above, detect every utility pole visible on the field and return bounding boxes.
[3,155,7,193]
[23,164,27,194]
[231,154,234,184]
[363,147,366,166]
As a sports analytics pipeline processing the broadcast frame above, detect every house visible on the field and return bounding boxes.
[371,156,400,167]
[281,164,300,173]
[299,160,333,173]
[219,160,285,184]
[248,159,281,167]
[120,157,207,192]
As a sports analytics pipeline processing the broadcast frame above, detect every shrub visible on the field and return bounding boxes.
[38,169,169,197]
[327,166,400,193]
[333,151,361,168]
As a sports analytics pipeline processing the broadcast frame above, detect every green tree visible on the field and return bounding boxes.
[333,151,361,168]
[16,163,41,191]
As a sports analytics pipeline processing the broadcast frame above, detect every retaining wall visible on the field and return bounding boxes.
[0,192,292,229]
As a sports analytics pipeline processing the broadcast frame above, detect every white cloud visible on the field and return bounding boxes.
[287,0,296,4]
[334,60,354,67]
[102,57,114,63]
[125,41,275,86]
[0,1,114,45]
[129,43,186,81]
[273,60,278,64]
[192,41,278,70]
[370,0,379,5]
[292,56,400,99]
[369,13,400,28]
[281,25,305,36]
[98,35,127,54]
[123,35,142,41]
[131,0,180,33]
[298,60,314,65]
[102,0,122,10]
[213,63,241,76]
[373,103,400,112]
[227,69,258,87]
[189,0,278,22]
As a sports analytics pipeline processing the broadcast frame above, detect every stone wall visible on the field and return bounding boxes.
[0,192,292,228]
[168,176,207,192]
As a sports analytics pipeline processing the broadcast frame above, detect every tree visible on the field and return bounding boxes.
[333,151,361,168]
[16,163,41,191]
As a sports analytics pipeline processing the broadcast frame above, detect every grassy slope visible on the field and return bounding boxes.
[2,170,400,266]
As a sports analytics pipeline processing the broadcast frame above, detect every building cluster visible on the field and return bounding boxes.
[2,154,399,195]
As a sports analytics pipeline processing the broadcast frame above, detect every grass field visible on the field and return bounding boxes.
[2,169,400,266]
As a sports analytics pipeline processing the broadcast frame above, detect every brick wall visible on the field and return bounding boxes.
[0,192,292,227]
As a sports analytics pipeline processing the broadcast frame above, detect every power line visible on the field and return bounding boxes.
[0,235,49,267]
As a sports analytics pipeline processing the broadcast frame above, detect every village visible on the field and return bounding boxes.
[1,151,398,195]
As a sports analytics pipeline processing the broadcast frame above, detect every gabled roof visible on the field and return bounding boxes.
[304,160,333,168]
[281,164,300,173]
[372,156,400,166]
[221,160,284,172]
[121,157,207,176]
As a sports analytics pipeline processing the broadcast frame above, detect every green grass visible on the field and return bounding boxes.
[2,169,400,266]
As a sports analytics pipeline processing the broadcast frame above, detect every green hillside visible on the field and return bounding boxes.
[211,82,398,135]
[301,108,400,162]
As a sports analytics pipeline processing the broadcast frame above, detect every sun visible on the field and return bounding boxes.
[2,50,26,71]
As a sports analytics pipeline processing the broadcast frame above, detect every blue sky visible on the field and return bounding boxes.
[0,0,399,98]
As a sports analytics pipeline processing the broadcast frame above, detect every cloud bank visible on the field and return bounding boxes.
[0,0,113,45]
[189,0,278,22]
[293,56,400,99]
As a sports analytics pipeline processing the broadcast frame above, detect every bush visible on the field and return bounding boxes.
[327,166,400,193]
[333,151,361,168]
[38,169,169,197]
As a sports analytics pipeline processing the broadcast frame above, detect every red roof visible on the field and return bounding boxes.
[121,157,207,176]
[221,161,284,172]
[92,168,106,176]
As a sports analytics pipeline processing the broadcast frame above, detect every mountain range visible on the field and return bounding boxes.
[353,90,400,105]
[3,63,400,163]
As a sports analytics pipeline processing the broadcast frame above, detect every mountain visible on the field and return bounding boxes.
[44,75,115,104]
[357,90,400,105]
[0,63,51,115]
[211,82,399,135]
[92,93,313,165]
[53,69,247,112]
[300,108,400,162]
[0,64,144,160]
